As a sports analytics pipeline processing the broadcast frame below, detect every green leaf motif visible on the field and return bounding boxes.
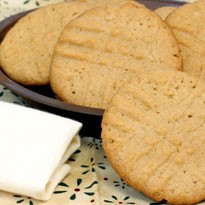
[29,200,33,205]
[53,190,67,194]
[84,192,94,196]
[104,200,114,203]
[59,182,69,187]
[98,165,106,169]
[124,196,130,200]
[85,181,98,189]
[70,194,76,200]
[74,149,81,154]
[0,91,3,97]
[16,199,24,203]
[77,178,82,186]
[81,165,89,168]
[112,195,118,200]
[13,195,22,198]
[23,0,30,4]
[82,170,90,175]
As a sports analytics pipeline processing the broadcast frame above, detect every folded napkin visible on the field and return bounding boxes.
[0,101,82,201]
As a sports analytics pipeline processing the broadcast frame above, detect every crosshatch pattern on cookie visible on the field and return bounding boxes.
[102,69,205,205]
[50,1,182,109]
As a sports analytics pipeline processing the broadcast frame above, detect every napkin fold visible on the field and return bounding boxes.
[0,101,82,201]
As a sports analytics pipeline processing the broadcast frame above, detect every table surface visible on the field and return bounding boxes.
[0,0,202,205]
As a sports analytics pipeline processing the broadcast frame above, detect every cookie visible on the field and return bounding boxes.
[0,0,124,85]
[165,0,205,80]
[101,69,205,205]
[50,1,182,109]
[155,6,176,19]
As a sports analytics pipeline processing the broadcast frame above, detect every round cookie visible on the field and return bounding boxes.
[50,1,182,109]
[101,69,205,205]
[165,0,205,80]
[154,6,176,20]
[0,0,125,85]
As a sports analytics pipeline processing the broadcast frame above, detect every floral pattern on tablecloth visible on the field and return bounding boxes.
[0,136,156,205]
[0,0,204,205]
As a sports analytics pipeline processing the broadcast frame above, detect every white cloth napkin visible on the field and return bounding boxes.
[0,101,82,201]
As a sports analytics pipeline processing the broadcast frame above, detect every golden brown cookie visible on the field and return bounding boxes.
[50,1,182,109]
[0,0,125,85]
[155,6,176,20]
[102,69,205,205]
[166,0,205,80]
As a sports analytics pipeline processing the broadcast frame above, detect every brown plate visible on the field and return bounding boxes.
[0,0,185,137]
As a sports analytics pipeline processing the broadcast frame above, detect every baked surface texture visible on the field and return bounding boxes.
[50,1,182,109]
[166,0,205,80]
[155,6,176,20]
[101,69,205,205]
[0,0,122,85]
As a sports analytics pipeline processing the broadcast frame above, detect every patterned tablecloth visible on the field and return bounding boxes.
[0,0,200,205]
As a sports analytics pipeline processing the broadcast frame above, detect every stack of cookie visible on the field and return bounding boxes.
[0,0,129,86]
[0,0,181,109]
[1,0,205,204]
